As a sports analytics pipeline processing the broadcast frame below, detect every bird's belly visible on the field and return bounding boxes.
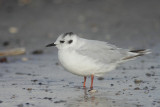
[58,50,100,76]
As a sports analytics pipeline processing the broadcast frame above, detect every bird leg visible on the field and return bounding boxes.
[90,75,94,90]
[83,76,87,88]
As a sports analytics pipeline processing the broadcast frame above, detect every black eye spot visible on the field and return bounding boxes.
[60,41,65,43]
[68,40,73,44]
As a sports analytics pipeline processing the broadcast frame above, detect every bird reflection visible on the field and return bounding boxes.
[67,86,114,107]
[83,87,96,102]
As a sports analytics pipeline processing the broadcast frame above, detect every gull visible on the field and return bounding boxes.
[46,32,150,90]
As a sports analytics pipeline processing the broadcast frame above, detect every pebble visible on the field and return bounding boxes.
[9,27,18,34]
[150,66,155,69]
[144,90,149,94]
[32,50,43,55]
[27,88,32,91]
[69,82,74,84]
[115,91,121,95]
[38,82,43,85]
[112,101,116,103]
[110,84,114,86]
[146,73,152,77]
[17,104,23,107]
[0,57,7,63]
[143,86,148,90]
[134,79,143,84]
[97,77,104,80]
[31,79,38,82]
[3,41,10,46]
[26,103,30,105]
[21,57,28,61]
[134,87,140,90]
[44,97,52,100]
[55,62,59,65]
[54,100,66,103]
[88,89,97,93]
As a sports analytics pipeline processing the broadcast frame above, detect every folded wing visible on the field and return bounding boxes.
[76,39,131,64]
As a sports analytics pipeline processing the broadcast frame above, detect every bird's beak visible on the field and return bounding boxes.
[46,43,56,47]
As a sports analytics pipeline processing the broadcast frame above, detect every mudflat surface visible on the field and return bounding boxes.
[0,0,160,107]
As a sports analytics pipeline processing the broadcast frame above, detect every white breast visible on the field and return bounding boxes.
[58,49,101,76]
[58,49,117,76]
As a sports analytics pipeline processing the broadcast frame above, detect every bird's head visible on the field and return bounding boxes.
[46,32,78,50]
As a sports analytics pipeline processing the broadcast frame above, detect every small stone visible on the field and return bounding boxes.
[0,57,7,63]
[61,79,64,81]
[54,100,66,103]
[27,73,31,76]
[151,86,156,90]
[17,104,23,107]
[144,90,149,94]
[69,82,74,84]
[136,104,144,107]
[0,100,3,103]
[31,79,38,82]
[134,79,143,84]
[27,88,32,91]
[152,102,156,105]
[3,41,10,46]
[11,95,16,99]
[25,103,29,105]
[115,91,121,95]
[123,89,127,91]
[151,72,155,76]
[146,73,152,77]
[124,76,127,78]
[88,89,97,93]
[12,83,17,85]
[55,62,59,65]
[21,57,28,61]
[110,84,114,86]
[143,86,148,90]
[44,97,52,100]
[9,27,18,34]
[134,87,140,90]
[32,50,43,55]
[112,101,116,103]
[115,93,120,95]
[38,82,42,85]
[150,66,155,69]
[97,77,104,80]
[122,67,126,70]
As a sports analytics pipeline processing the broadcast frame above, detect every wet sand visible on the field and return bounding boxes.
[0,49,160,107]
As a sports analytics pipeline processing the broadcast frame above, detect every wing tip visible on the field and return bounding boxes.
[123,49,151,60]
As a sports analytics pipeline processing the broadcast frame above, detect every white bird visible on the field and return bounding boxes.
[46,32,150,90]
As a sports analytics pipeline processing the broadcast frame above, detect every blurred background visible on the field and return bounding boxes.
[0,0,160,53]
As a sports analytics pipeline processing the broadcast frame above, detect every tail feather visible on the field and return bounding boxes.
[122,49,151,60]
[129,49,151,54]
